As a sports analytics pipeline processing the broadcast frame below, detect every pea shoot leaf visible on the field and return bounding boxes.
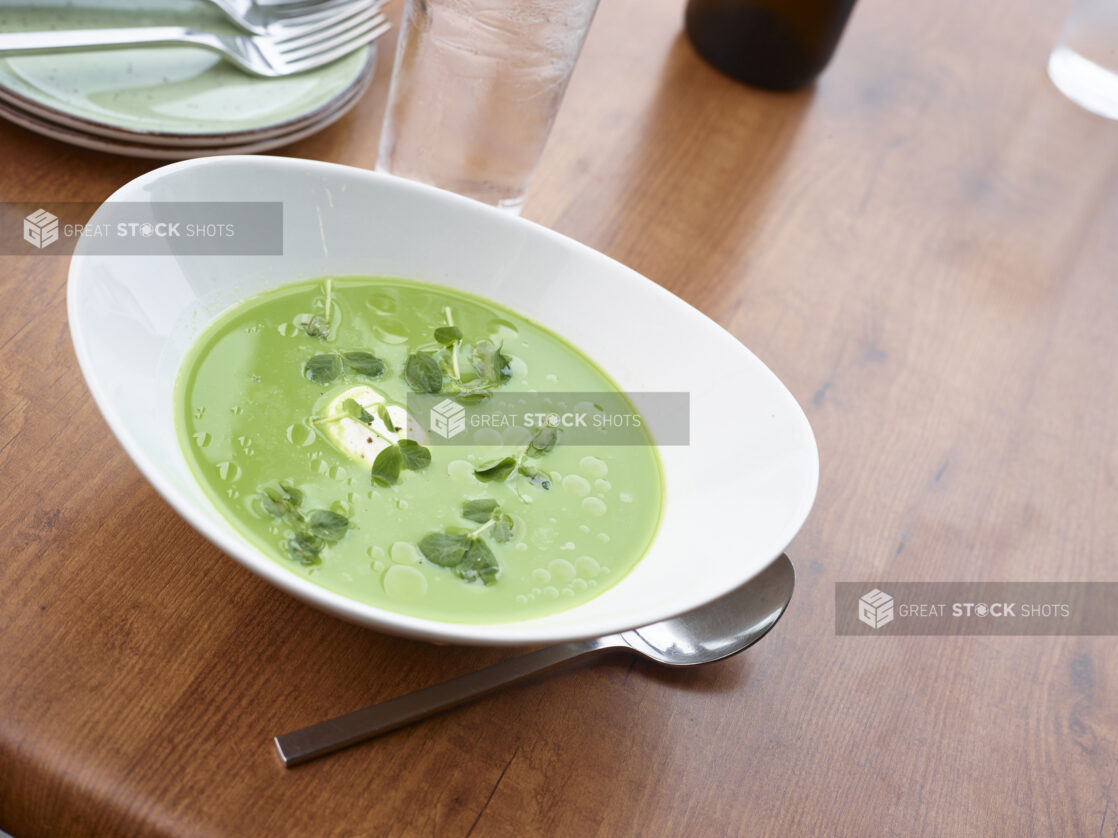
[306,509,349,541]
[418,532,470,567]
[278,482,304,507]
[305,354,341,385]
[343,351,386,378]
[471,340,513,384]
[372,444,404,486]
[518,463,552,490]
[260,489,289,518]
[434,325,462,346]
[376,404,394,430]
[462,498,499,524]
[397,439,432,470]
[456,538,499,585]
[474,457,517,483]
[526,426,558,457]
[261,482,305,518]
[404,351,443,394]
[492,514,514,544]
[342,398,375,424]
[287,532,323,565]
[300,314,329,339]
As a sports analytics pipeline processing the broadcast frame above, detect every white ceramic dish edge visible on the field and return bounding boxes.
[67,156,819,646]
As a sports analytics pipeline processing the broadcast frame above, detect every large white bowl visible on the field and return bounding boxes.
[67,156,818,646]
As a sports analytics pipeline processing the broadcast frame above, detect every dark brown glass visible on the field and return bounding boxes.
[685,0,856,90]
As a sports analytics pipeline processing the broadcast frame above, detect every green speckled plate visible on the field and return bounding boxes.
[0,0,374,143]
[0,77,367,158]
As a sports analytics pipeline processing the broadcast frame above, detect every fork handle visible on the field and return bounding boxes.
[274,636,626,767]
[0,28,212,57]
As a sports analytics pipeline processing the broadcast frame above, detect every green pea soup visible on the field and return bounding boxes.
[176,277,664,623]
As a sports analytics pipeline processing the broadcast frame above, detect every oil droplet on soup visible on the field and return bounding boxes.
[384,565,427,602]
[286,423,315,447]
[216,461,241,482]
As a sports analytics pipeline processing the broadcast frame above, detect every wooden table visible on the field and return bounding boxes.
[3,0,1116,834]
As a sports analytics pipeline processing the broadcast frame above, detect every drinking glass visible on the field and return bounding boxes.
[1048,0,1118,119]
[377,0,600,213]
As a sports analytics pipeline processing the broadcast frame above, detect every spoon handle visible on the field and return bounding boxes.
[275,636,624,766]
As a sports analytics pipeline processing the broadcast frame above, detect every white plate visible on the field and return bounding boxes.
[67,156,819,646]
[0,72,370,159]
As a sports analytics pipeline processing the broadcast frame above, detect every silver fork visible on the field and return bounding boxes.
[0,7,390,78]
[253,0,346,6]
[203,0,384,37]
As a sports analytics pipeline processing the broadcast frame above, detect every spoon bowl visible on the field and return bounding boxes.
[275,554,795,766]
[620,554,795,666]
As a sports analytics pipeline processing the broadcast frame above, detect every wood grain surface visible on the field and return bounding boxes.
[2,0,1117,835]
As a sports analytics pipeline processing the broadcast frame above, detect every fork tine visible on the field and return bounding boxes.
[279,12,388,66]
[277,11,387,62]
[266,1,384,39]
[268,0,386,32]
[271,3,381,50]
[280,17,390,74]
[267,0,381,20]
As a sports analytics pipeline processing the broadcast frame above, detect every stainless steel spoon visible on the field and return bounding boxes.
[275,554,795,767]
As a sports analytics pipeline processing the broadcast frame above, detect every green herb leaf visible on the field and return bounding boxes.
[433,325,463,346]
[305,354,342,385]
[287,532,323,565]
[474,457,517,483]
[527,426,558,457]
[397,439,432,471]
[260,489,289,518]
[456,538,499,585]
[300,314,329,339]
[343,351,386,378]
[456,389,492,405]
[376,404,394,430]
[306,509,349,541]
[471,340,513,384]
[418,532,470,567]
[405,351,443,394]
[492,514,515,544]
[518,463,552,490]
[260,482,305,518]
[278,482,304,508]
[371,444,404,486]
[342,397,375,424]
[462,498,500,524]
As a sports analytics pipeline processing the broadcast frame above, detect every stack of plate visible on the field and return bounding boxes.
[0,0,376,158]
